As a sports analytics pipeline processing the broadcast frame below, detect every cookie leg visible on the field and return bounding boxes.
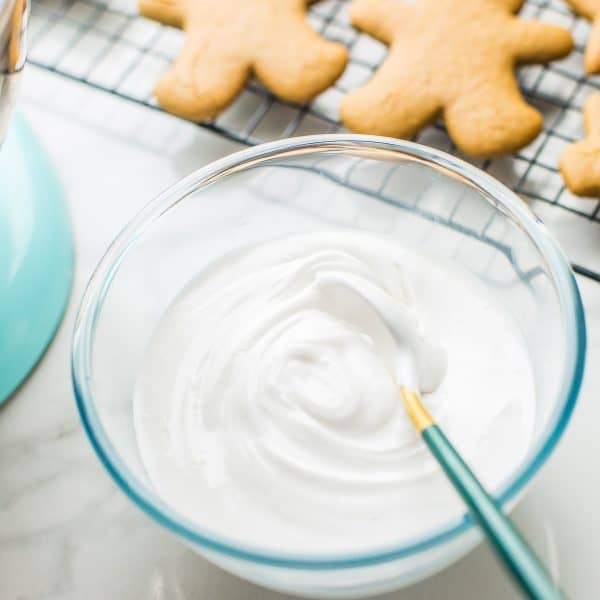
[253,27,347,104]
[155,40,251,121]
[560,93,600,195]
[340,62,441,138]
[498,0,526,12]
[444,72,542,157]
[560,141,600,195]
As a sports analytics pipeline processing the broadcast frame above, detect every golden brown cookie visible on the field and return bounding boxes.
[565,0,600,73]
[140,0,348,121]
[340,0,573,158]
[560,94,600,196]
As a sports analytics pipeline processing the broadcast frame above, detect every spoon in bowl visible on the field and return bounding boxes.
[317,270,567,599]
[400,387,566,600]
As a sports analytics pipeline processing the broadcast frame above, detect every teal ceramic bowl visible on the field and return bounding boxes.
[0,115,72,403]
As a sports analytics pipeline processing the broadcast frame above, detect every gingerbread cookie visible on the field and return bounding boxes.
[340,0,573,158]
[560,94,600,196]
[565,0,600,73]
[140,0,348,121]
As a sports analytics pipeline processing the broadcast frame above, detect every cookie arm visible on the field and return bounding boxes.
[155,39,251,121]
[349,0,407,44]
[584,17,600,74]
[444,69,541,157]
[584,93,600,135]
[510,20,573,64]
[139,0,185,28]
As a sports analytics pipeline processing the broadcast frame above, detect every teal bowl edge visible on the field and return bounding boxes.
[0,114,74,404]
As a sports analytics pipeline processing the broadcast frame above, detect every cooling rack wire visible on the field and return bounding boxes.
[26,0,600,281]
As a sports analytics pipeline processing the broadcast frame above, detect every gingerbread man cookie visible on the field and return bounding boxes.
[565,0,600,74]
[140,0,348,121]
[340,0,573,158]
[560,94,600,196]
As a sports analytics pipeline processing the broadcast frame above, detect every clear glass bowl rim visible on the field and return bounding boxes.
[72,134,586,570]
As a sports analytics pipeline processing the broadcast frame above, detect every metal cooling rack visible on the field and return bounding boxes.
[27,0,600,281]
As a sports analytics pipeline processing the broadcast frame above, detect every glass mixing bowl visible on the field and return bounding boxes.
[72,135,585,598]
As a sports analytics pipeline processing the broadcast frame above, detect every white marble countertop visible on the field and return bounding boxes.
[1,67,599,600]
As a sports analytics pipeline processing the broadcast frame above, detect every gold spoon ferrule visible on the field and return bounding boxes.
[400,386,435,433]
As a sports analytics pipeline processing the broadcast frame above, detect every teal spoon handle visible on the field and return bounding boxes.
[423,425,566,600]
